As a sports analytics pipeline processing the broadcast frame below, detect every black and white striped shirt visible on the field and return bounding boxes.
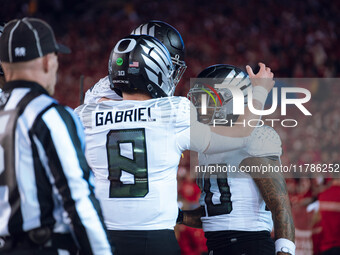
[0,81,113,254]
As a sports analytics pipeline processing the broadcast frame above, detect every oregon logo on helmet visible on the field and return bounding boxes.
[108,35,175,98]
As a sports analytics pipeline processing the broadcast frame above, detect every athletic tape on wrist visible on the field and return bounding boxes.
[275,238,295,255]
[252,86,268,106]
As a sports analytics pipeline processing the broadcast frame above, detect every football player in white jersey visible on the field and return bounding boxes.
[75,35,274,255]
[83,20,186,104]
[181,64,295,255]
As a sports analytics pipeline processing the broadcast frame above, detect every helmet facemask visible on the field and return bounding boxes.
[171,54,187,87]
[188,70,252,126]
[188,84,237,125]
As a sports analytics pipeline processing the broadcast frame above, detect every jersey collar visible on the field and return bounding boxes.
[3,80,50,96]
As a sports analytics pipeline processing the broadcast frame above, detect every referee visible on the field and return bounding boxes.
[0,18,114,255]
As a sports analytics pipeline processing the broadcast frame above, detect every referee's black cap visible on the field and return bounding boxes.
[0,17,70,63]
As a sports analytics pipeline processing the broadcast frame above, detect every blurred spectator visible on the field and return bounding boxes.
[289,179,314,255]
[2,0,339,107]
[177,162,207,255]
[176,223,208,255]
[317,179,340,255]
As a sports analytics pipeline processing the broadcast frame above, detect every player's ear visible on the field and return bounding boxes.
[42,53,56,73]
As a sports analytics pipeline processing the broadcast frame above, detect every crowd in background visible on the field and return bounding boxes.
[2,0,339,254]
[2,0,339,106]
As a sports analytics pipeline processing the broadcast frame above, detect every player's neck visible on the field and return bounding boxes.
[98,97,114,102]
[123,93,152,101]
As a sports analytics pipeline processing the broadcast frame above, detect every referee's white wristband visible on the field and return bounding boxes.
[252,86,268,106]
[275,238,295,255]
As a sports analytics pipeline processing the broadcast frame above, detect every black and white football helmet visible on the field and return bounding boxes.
[131,21,186,86]
[188,64,251,125]
[108,35,175,98]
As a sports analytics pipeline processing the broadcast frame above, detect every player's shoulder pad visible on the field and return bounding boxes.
[74,104,84,116]
[73,103,99,129]
[157,96,191,114]
[177,96,192,113]
[152,97,199,126]
[245,125,282,157]
[174,96,197,121]
[166,95,190,107]
[84,76,122,104]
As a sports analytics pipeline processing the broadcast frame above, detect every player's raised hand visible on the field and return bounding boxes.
[246,62,275,92]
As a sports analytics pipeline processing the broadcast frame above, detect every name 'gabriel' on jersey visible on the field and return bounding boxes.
[75,96,210,231]
[95,106,156,126]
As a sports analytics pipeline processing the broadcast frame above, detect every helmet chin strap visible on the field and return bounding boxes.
[147,84,158,98]
[171,56,186,86]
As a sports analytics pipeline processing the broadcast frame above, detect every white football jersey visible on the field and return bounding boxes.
[84,76,122,104]
[198,126,282,232]
[75,96,210,230]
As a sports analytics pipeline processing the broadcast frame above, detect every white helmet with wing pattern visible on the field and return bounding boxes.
[131,20,186,86]
[188,64,251,125]
[108,35,175,98]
